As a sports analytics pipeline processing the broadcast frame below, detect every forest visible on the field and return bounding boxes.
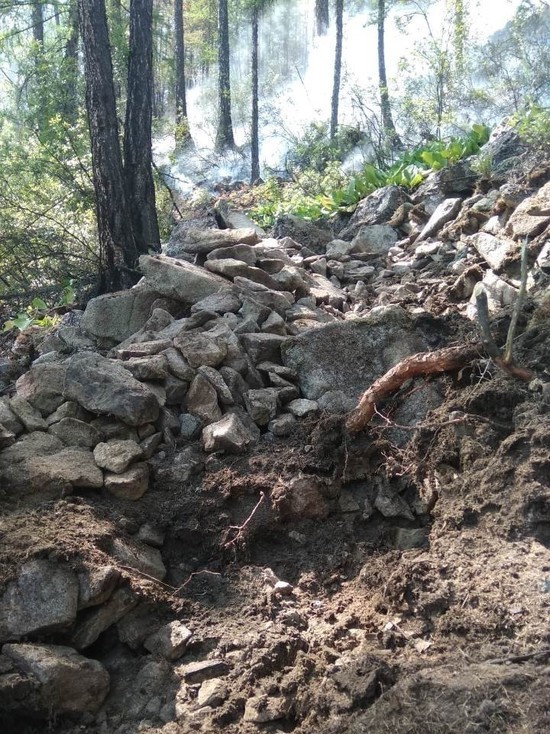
[0,2,549,734]
[0,0,548,308]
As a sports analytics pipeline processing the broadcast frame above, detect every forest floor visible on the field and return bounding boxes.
[1,183,549,733]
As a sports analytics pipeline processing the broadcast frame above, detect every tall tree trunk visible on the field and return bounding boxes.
[32,2,44,44]
[377,0,401,148]
[124,0,160,255]
[63,0,79,123]
[78,0,137,292]
[330,0,343,141]
[315,0,329,36]
[453,0,466,77]
[174,0,192,147]
[250,4,260,182]
[215,0,235,151]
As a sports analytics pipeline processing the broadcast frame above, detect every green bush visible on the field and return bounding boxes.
[511,105,550,150]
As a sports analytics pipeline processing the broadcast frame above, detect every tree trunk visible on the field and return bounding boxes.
[377,0,401,148]
[124,0,160,255]
[315,0,329,36]
[250,4,260,183]
[63,0,79,123]
[215,0,235,151]
[330,0,343,141]
[78,0,137,292]
[453,0,466,77]
[174,0,192,147]
[32,2,44,45]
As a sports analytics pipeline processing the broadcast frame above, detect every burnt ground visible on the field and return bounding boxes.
[0,312,549,734]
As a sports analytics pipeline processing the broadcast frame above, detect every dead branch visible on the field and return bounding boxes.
[223,491,265,549]
[504,236,529,365]
[346,344,482,434]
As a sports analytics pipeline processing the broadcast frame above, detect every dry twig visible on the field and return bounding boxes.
[223,491,266,549]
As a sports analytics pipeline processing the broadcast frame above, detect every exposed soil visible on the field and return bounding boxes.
[1,316,549,734]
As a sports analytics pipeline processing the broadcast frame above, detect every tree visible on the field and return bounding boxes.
[124,0,160,256]
[215,0,235,150]
[377,0,401,147]
[315,0,329,35]
[31,1,44,45]
[174,0,192,147]
[330,0,344,141]
[248,0,274,183]
[78,0,137,292]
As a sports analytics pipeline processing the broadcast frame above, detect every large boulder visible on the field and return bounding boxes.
[2,643,110,716]
[272,214,333,253]
[81,285,161,343]
[165,225,259,256]
[139,254,230,303]
[339,185,409,240]
[15,363,66,416]
[64,353,160,426]
[281,307,426,402]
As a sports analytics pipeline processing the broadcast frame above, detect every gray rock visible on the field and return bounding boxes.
[0,560,79,641]
[417,197,463,241]
[468,232,514,270]
[206,243,258,264]
[272,214,333,253]
[167,226,259,255]
[234,278,294,316]
[219,366,248,406]
[121,354,170,381]
[318,390,356,414]
[261,310,287,335]
[81,285,160,343]
[9,395,48,432]
[45,400,91,426]
[164,375,188,405]
[0,397,23,435]
[137,523,165,548]
[351,224,398,255]
[163,347,195,381]
[197,366,234,405]
[268,413,297,436]
[394,527,429,550]
[179,413,202,439]
[139,254,228,304]
[179,659,230,684]
[243,695,289,723]
[191,291,242,314]
[0,432,63,466]
[111,538,166,580]
[287,398,319,418]
[104,462,149,500]
[205,257,249,279]
[15,362,66,415]
[506,180,550,238]
[339,185,409,239]
[244,388,279,426]
[48,418,103,448]
[0,423,14,449]
[114,338,173,359]
[196,678,228,708]
[185,374,222,424]
[272,474,330,520]
[326,239,355,259]
[175,331,227,368]
[281,308,425,401]
[72,587,138,650]
[2,643,110,715]
[64,352,160,427]
[94,439,143,473]
[144,621,193,661]
[202,413,256,453]
[240,332,288,364]
[374,484,415,521]
[78,565,120,610]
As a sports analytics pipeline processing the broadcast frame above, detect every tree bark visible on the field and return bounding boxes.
[453,0,466,76]
[215,0,235,151]
[32,1,44,44]
[63,0,80,123]
[174,0,192,147]
[377,0,401,148]
[315,0,329,36]
[78,0,137,292]
[330,0,343,141]
[250,4,260,182]
[124,0,160,255]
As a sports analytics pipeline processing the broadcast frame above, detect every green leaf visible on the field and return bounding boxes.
[31,297,48,311]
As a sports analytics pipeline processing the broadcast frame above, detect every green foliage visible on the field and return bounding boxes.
[285,122,364,173]
[3,280,76,333]
[511,105,550,150]
[251,124,490,226]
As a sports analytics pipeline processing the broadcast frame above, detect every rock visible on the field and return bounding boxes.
[179,413,202,439]
[207,243,258,264]
[45,400,90,426]
[243,694,289,723]
[137,523,165,548]
[139,254,228,304]
[64,352,160,427]
[185,374,222,424]
[2,643,110,715]
[506,180,550,238]
[8,395,48,432]
[479,125,526,169]
[0,560,79,641]
[72,587,138,650]
[272,474,330,520]
[111,538,166,580]
[81,285,160,343]
[415,159,477,199]
[163,347,195,381]
[394,527,429,550]
[326,239,355,258]
[317,390,356,414]
[351,224,398,255]
[196,678,228,708]
[0,424,15,449]
[0,432,63,466]
[121,354,170,381]
[15,362,66,415]
[339,185,409,239]
[144,621,193,661]
[273,214,333,253]
[281,308,425,401]
[374,484,415,521]
[175,331,227,368]
[468,232,515,270]
[197,366,234,405]
[202,413,256,453]
[234,278,294,316]
[416,197,462,241]
[178,659,230,684]
[468,271,519,318]
[191,291,242,314]
[0,397,23,435]
[261,310,287,335]
[49,417,103,448]
[164,375,188,405]
[78,565,120,610]
[268,413,297,436]
[287,398,319,418]
[244,388,279,426]
[104,462,149,500]
[167,226,259,255]
[240,332,288,364]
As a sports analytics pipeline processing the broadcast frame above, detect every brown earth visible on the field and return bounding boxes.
[1,312,549,734]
